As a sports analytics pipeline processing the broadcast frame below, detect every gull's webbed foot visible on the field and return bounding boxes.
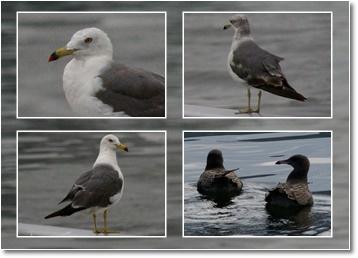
[93,228,118,235]
[235,107,259,114]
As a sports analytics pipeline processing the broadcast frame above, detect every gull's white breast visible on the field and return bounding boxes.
[227,37,253,89]
[227,42,246,86]
[63,56,126,116]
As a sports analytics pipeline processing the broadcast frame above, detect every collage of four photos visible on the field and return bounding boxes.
[1,0,350,251]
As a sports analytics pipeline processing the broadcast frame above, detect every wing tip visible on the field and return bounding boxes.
[297,94,307,102]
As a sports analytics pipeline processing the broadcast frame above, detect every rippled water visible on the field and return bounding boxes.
[184,13,331,117]
[184,132,331,236]
[17,132,166,236]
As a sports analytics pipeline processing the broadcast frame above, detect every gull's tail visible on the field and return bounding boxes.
[44,204,86,219]
[258,79,307,102]
[279,79,307,102]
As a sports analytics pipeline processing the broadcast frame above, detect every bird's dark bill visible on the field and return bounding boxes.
[223,24,232,30]
[48,52,58,62]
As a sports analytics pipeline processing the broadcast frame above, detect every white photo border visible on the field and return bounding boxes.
[181,130,334,238]
[16,11,167,119]
[16,130,167,238]
[182,11,333,119]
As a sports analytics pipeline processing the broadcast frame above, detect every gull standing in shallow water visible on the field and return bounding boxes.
[48,27,165,117]
[224,15,306,114]
[45,134,128,235]
[265,155,313,210]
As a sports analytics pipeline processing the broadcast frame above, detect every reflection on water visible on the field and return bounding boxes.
[200,194,235,208]
[184,132,331,236]
[266,206,313,234]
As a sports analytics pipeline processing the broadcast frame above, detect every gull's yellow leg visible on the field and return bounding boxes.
[237,87,254,114]
[247,87,251,110]
[103,209,108,234]
[102,209,117,235]
[92,213,99,234]
[254,90,262,113]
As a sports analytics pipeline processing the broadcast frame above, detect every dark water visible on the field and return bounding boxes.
[184,13,331,117]
[1,1,349,250]
[17,132,166,236]
[184,132,331,236]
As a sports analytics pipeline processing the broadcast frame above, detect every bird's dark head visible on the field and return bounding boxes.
[276,155,310,169]
[276,155,310,181]
[223,15,250,35]
[205,149,224,170]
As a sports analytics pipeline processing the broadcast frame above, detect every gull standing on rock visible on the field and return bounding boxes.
[224,15,306,114]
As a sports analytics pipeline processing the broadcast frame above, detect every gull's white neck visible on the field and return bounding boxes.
[64,54,113,84]
[227,31,253,84]
[93,145,121,175]
[231,30,253,49]
[63,54,114,116]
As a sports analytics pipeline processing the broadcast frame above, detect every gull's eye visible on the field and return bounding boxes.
[108,139,113,143]
[84,37,93,44]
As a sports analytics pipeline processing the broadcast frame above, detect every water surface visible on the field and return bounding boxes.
[184,132,331,236]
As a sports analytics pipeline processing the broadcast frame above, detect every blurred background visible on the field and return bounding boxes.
[1,1,349,250]
[184,12,331,117]
[17,12,165,117]
[17,131,166,236]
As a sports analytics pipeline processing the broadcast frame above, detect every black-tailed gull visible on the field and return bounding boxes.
[45,134,129,235]
[197,149,242,198]
[48,27,165,117]
[224,15,306,114]
[265,155,313,210]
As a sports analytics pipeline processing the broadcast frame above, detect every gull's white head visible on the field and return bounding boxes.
[49,27,113,62]
[100,134,129,153]
[223,15,251,37]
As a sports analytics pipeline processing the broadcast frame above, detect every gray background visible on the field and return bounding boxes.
[184,12,331,117]
[17,132,166,236]
[2,1,349,250]
[17,12,165,117]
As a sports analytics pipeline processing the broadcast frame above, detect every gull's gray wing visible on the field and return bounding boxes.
[231,40,306,101]
[231,39,284,81]
[59,164,123,208]
[59,169,93,204]
[96,63,165,117]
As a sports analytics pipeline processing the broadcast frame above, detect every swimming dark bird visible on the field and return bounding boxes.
[265,155,313,209]
[48,27,165,117]
[224,15,306,114]
[45,134,128,234]
[197,149,242,198]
